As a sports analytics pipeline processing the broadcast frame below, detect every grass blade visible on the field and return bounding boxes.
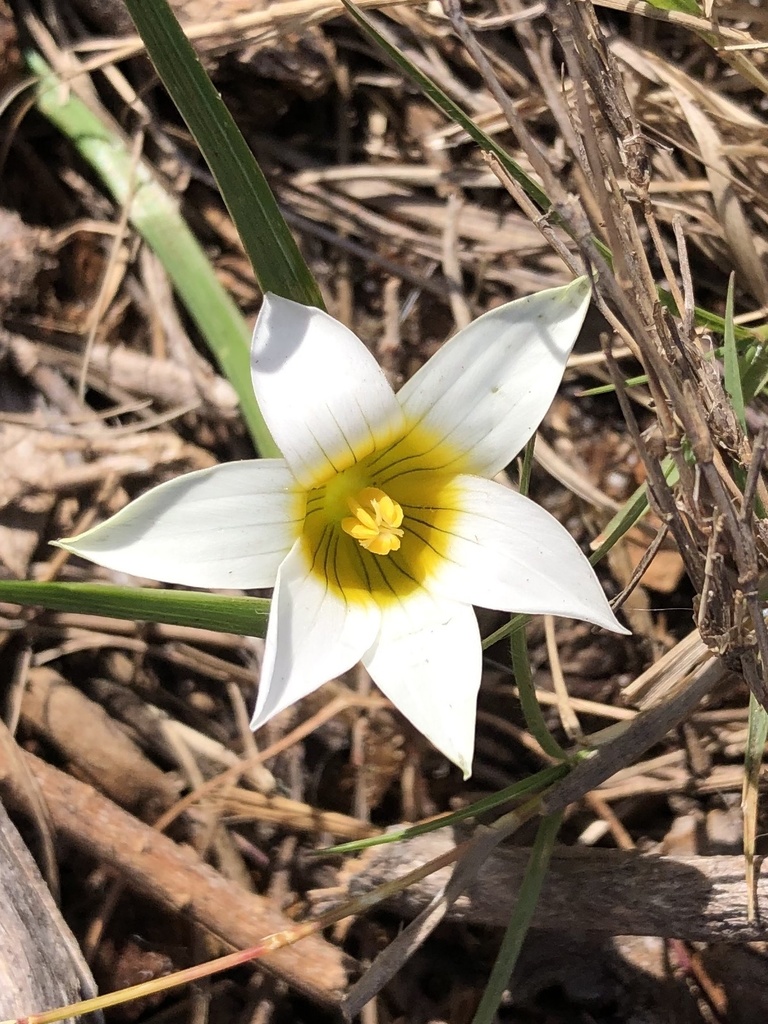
[589,456,680,566]
[0,580,269,636]
[27,50,277,455]
[470,812,563,1024]
[723,273,747,431]
[320,762,570,856]
[658,287,764,343]
[122,0,324,310]
[510,622,568,761]
[481,612,526,651]
[506,438,569,760]
[340,0,551,214]
[645,0,700,13]
[743,692,768,921]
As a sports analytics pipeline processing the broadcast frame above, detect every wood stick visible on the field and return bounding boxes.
[0,750,348,1007]
[342,830,767,942]
[21,667,179,818]
[0,801,99,1022]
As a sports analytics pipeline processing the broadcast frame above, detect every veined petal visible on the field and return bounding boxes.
[396,278,591,476]
[363,591,481,778]
[409,474,628,633]
[55,460,302,589]
[251,539,380,729]
[251,295,405,488]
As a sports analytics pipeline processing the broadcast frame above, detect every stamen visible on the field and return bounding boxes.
[341,486,405,555]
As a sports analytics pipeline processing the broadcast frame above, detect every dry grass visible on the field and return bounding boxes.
[2,1,768,1021]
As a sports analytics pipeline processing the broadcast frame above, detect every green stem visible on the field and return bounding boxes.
[510,624,568,761]
[27,50,277,455]
[0,580,269,636]
[471,812,563,1024]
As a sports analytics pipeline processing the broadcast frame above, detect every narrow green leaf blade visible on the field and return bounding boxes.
[0,580,269,636]
[510,621,568,761]
[122,0,324,310]
[471,813,563,1024]
[723,273,747,432]
[320,762,570,856]
[742,692,768,921]
[27,50,278,456]
[481,612,526,651]
[340,0,551,213]
[589,456,680,566]
[658,288,764,343]
[580,373,649,397]
[645,0,700,13]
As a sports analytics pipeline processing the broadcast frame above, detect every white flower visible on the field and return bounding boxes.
[57,279,628,777]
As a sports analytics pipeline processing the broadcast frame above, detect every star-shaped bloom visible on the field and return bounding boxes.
[58,279,628,777]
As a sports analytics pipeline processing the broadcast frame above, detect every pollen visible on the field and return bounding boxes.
[341,487,405,556]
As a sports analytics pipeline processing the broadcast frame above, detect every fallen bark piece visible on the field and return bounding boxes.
[21,667,180,818]
[341,829,767,942]
[0,750,349,1007]
[0,800,100,1022]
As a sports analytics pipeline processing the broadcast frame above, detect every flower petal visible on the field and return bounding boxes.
[251,539,381,729]
[251,294,405,488]
[55,460,302,589]
[407,474,628,633]
[396,278,591,476]
[363,590,481,778]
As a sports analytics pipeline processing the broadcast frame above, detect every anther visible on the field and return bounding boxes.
[341,487,404,555]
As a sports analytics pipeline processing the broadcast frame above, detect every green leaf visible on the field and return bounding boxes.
[589,456,679,566]
[742,692,768,922]
[658,288,764,343]
[588,484,650,566]
[0,580,269,636]
[580,373,649,398]
[481,612,526,651]
[340,0,551,214]
[502,432,568,759]
[122,0,324,310]
[723,273,747,432]
[471,812,563,1024]
[319,762,570,856]
[644,0,700,13]
[510,621,568,761]
[743,351,768,403]
[27,50,278,456]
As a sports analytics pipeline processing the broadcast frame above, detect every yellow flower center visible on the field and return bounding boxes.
[299,427,465,606]
[341,487,405,556]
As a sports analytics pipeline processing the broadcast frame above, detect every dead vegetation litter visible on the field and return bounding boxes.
[3,0,768,1022]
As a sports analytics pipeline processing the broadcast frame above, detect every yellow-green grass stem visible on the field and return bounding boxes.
[26,50,277,456]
